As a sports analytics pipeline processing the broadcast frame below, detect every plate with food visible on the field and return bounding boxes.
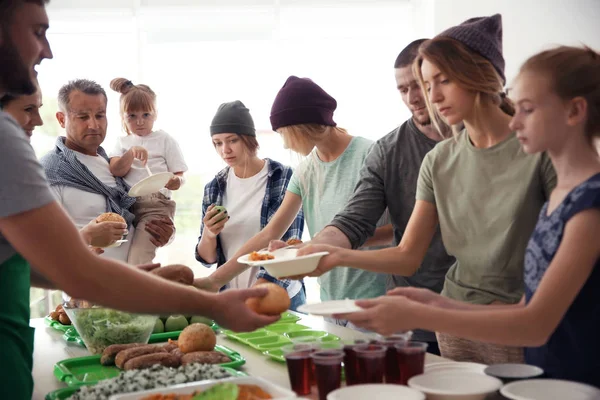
[237,247,329,278]
[108,377,297,400]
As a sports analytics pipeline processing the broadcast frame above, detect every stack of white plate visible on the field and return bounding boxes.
[408,371,503,400]
[500,379,600,400]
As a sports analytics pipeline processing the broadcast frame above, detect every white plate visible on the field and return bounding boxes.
[408,371,503,400]
[237,248,329,278]
[297,299,363,317]
[328,383,425,400]
[128,172,173,197]
[103,239,128,249]
[425,361,487,375]
[500,379,600,400]
[108,376,297,399]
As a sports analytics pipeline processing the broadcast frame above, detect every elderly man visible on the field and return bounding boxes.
[40,79,174,260]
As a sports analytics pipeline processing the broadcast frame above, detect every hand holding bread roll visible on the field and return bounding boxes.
[81,212,128,248]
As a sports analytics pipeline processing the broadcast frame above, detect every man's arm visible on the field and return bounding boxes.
[30,267,56,289]
[318,142,388,249]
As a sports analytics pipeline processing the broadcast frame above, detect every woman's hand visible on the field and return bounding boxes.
[203,205,229,238]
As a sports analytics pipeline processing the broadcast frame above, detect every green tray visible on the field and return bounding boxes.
[45,368,246,400]
[264,323,309,333]
[54,345,245,387]
[278,311,301,323]
[44,316,74,333]
[62,322,219,347]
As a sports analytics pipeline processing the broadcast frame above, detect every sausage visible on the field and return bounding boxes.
[123,353,181,370]
[101,343,145,366]
[149,265,194,285]
[181,351,231,365]
[162,343,179,353]
[115,345,167,369]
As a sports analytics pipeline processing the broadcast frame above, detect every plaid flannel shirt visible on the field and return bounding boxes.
[195,158,304,295]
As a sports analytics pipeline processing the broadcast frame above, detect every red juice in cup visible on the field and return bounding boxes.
[311,350,344,400]
[395,341,428,385]
[376,335,409,384]
[283,344,314,395]
[354,344,386,384]
[343,339,368,386]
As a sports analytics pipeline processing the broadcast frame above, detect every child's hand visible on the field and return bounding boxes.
[165,175,181,190]
[129,146,148,165]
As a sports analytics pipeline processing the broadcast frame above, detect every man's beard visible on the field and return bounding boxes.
[0,28,37,96]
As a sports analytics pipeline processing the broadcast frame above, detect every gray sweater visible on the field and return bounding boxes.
[328,119,455,342]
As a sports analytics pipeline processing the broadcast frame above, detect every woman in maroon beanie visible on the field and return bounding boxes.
[197,76,391,328]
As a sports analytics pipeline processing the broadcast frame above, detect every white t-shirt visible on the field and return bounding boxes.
[50,152,134,262]
[220,161,269,289]
[109,129,188,197]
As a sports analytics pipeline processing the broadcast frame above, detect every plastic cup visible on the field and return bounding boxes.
[311,350,344,400]
[354,344,386,384]
[376,335,411,384]
[342,339,369,386]
[395,341,428,385]
[283,343,315,395]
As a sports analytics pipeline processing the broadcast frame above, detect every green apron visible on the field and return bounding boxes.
[0,253,34,399]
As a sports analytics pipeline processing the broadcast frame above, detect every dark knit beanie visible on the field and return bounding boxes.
[270,76,337,131]
[438,14,505,84]
[210,100,256,136]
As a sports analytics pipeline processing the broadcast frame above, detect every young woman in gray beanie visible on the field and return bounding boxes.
[298,14,556,363]
[195,78,391,328]
[195,100,307,310]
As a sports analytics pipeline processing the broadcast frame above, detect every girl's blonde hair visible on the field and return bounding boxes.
[110,77,157,135]
[278,123,348,212]
[413,37,514,137]
[519,46,600,138]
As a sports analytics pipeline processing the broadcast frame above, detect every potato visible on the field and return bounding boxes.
[245,283,290,315]
[178,323,216,353]
[49,311,60,321]
[58,313,71,325]
[150,264,194,285]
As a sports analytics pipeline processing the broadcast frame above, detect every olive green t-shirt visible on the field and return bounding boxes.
[416,130,556,304]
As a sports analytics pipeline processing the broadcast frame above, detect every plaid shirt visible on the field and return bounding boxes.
[40,137,136,225]
[195,158,304,295]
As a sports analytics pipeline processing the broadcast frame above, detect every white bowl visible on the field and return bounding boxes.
[425,361,488,375]
[108,376,297,399]
[237,248,329,278]
[408,371,503,400]
[328,384,425,400]
[500,379,600,400]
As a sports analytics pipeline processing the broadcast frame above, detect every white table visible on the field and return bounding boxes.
[31,314,447,400]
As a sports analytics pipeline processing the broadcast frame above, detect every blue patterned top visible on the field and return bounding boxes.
[524,173,600,387]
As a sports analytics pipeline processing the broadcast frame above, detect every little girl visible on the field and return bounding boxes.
[340,46,600,387]
[109,78,188,265]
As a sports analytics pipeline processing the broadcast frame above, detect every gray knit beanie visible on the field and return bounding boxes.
[210,100,256,136]
[438,14,505,84]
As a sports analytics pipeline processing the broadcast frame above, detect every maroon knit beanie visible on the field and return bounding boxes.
[270,76,337,131]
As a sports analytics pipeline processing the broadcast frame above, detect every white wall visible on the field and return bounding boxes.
[423,0,600,86]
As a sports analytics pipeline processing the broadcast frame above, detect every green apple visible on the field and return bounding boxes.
[165,315,189,332]
[213,206,228,222]
[190,315,213,325]
[152,318,165,334]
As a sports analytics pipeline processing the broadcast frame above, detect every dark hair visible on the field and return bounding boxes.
[520,46,600,138]
[0,94,17,109]
[394,39,428,68]
[57,79,107,111]
[0,0,49,24]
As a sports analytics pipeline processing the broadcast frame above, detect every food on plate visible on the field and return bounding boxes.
[48,304,71,325]
[68,308,156,354]
[213,205,228,222]
[178,323,217,353]
[153,318,165,334]
[66,363,232,400]
[245,283,290,315]
[96,212,127,224]
[248,251,275,262]
[150,264,194,286]
[141,383,273,400]
[286,239,302,246]
[181,351,231,365]
[165,315,189,332]
[101,343,145,366]
[115,344,167,369]
[124,352,180,370]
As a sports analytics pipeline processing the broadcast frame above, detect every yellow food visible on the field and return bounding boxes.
[248,251,274,261]
[245,283,290,315]
[178,323,216,354]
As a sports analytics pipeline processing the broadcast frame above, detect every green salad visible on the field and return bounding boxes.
[71,308,155,354]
